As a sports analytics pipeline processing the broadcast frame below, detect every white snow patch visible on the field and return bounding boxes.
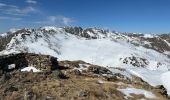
[96,80,104,84]
[9,28,19,33]
[21,66,41,72]
[143,34,154,38]
[164,40,170,47]
[79,64,90,68]
[118,88,156,99]
[127,68,167,86]
[86,31,95,37]
[109,68,132,79]
[73,64,90,72]
[161,71,170,96]
[164,51,170,55]
[0,33,7,37]
[8,64,16,69]
[40,26,59,31]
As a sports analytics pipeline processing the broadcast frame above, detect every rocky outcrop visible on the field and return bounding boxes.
[0,32,15,51]
[64,27,109,39]
[121,56,149,67]
[0,53,58,72]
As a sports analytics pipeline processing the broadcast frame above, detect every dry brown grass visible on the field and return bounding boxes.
[0,60,168,100]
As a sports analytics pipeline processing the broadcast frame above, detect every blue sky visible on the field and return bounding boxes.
[0,0,170,33]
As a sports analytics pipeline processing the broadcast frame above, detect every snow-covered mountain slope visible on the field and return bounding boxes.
[0,26,170,91]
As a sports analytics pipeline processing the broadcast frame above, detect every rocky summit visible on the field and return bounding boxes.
[0,26,170,100]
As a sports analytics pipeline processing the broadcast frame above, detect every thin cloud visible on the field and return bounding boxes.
[48,16,75,25]
[0,2,37,16]
[0,3,6,7]
[62,17,75,25]
[35,15,75,25]
[0,2,75,28]
[14,6,36,14]
[26,0,37,4]
[2,6,37,16]
[0,16,22,21]
[0,2,18,8]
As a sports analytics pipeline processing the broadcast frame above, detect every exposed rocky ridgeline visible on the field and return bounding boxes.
[0,53,168,100]
[64,27,170,53]
[0,26,170,54]
[64,27,109,39]
[0,31,16,51]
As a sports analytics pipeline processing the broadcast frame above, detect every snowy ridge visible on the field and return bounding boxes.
[0,26,170,94]
[1,26,169,68]
[0,28,19,37]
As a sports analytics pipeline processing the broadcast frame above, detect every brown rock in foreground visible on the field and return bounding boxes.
[0,53,58,72]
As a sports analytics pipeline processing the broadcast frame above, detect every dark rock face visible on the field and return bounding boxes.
[142,37,170,53]
[127,33,170,53]
[64,27,83,36]
[73,69,81,75]
[64,27,108,39]
[0,32,15,51]
[0,29,33,52]
[0,53,59,72]
[155,85,168,98]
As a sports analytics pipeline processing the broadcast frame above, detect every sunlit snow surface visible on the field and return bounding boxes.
[127,68,167,86]
[118,88,156,99]
[161,71,170,95]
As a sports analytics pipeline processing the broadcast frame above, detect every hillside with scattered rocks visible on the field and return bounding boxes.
[0,26,170,99]
[0,54,168,100]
